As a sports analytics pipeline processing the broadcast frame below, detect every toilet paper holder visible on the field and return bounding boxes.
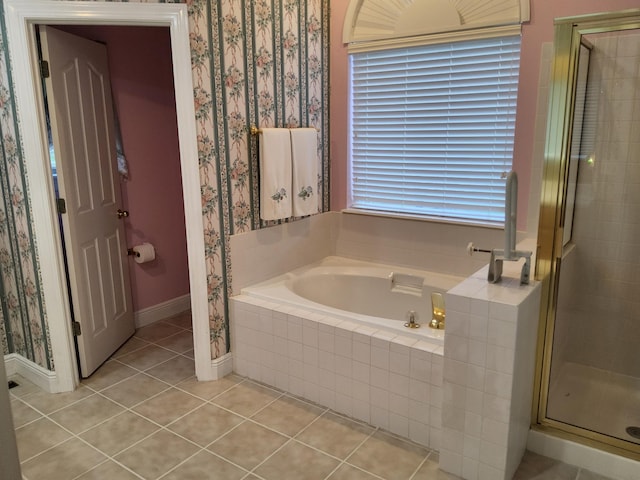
[127,243,156,264]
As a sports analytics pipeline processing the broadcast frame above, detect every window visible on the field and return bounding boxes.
[349,34,521,224]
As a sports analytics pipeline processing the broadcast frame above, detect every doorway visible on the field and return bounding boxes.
[534,9,640,458]
[40,24,191,378]
[4,0,211,392]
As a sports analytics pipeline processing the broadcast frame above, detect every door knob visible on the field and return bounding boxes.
[117,209,129,219]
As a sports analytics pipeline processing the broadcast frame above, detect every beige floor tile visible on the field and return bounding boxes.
[135,321,184,342]
[10,398,43,428]
[168,403,244,446]
[162,450,246,480]
[176,374,241,400]
[413,457,462,479]
[348,431,430,480]
[212,381,281,417]
[145,355,195,384]
[117,344,177,371]
[115,429,199,479]
[296,412,374,459]
[251,395,324,436]
[19,385,94,415]
[163,311,193,329]
[576,470,616,480]
[132,387,203,425]
[76,460,141,480]
[512,450,580,480]
[208,421,288,470]
[8,376,40,398]
[100,372,170,408]
[48,394,124,434]
[79,411,160,456]
[254,440,340,480]
[183,349,195,359]
[111,336,150,359]
[15,417,72,461]
[80,360,138,391]
[327,463,380,480]
[155,330,194,354]
[20,437,106,480]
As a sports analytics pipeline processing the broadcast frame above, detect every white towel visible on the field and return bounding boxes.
[259,128,292,221]
[290,128,318,217]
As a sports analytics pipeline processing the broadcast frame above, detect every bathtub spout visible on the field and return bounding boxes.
[429,293,445,329]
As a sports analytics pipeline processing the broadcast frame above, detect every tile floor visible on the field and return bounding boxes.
[8,313,615,480]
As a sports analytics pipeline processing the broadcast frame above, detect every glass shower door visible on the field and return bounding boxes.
[544,27,640,450]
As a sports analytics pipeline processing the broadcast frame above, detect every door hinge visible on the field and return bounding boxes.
[72,321,82,336]
[40,60,50,78]
[56,198,66,214]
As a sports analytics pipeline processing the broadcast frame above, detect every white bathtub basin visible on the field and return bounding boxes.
[240,256,463,342]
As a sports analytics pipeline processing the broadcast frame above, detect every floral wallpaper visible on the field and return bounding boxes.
[0,0,329,368]
[0,10,52,369]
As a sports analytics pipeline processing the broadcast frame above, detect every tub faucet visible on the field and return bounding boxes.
[488,171,532,284]
[429,292,446,329]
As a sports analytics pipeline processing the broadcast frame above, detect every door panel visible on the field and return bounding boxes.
[41,26,135,377]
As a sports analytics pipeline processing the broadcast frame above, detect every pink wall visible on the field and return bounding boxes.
[330,0,640,230]
[60,25,189,311]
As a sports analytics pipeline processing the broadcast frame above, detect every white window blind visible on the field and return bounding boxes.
[349,35,521,224]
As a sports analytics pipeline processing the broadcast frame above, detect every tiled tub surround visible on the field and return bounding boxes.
[230,293,447,451]
[439,263,541,480]
[229,211,511,294]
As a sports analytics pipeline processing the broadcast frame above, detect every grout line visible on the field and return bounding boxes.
[110,336,154,359]
[342,425,378,464]
[246,436,296,476]
[155,448,213,480]
[171,375,242,400]
[69,458,145,480]
[408,454,430,480]
[321,425,381,480]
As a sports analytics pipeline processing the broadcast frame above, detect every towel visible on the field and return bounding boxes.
[290,128,318,217]
[259,128,292,220]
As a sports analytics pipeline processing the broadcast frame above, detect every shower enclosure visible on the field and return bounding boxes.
[535,9,640,458]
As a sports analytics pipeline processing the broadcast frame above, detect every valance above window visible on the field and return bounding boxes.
[343,0,530,47]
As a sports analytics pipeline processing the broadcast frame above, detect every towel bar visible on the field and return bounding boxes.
[250,125,319,136]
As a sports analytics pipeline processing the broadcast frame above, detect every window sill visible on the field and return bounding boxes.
[341,208,503,230]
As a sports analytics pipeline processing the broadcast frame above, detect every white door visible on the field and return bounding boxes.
[40,26,135,378]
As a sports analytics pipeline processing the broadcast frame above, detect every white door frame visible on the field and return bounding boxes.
[4,0,213,391]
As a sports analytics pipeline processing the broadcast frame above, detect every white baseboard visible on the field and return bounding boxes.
[209,352,233,380]
[134,293,191,328]
[527,429,640,480]
[4,353,57,393]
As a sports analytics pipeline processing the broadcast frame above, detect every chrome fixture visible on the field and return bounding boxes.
[429,292,445,329]
[404,310,420,329]
[468,171,532,285]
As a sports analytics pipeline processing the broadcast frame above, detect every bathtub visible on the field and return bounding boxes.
[230,256,464,450]
[240,256,462,342]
